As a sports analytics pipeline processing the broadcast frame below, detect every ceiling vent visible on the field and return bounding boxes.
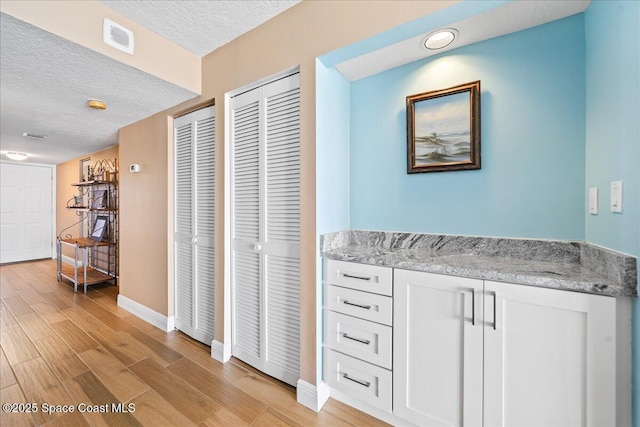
[103,18,134,55]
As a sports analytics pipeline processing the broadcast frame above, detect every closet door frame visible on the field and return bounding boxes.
[221,66,300,367]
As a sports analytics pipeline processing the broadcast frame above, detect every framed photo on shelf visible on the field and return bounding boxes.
[92,190,108,210]
[90,215,109,242]
[406,80,481,173]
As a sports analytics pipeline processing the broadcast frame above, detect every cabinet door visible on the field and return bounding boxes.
[394,269,483,427]
[483,281,616,427]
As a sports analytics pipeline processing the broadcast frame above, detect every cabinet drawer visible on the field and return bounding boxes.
[324,259,392,296]
[325,311,392,369]
[325,285,392,326]
[325,350,392,413]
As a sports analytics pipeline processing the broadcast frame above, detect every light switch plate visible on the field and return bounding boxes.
[588,187,598,214]
[610,181,623,213]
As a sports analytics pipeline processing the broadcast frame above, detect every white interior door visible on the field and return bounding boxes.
[230,72,300,386]
[0,162,53,264]
[174,106,216,345]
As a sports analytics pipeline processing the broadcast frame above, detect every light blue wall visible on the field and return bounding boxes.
[349,15,586,238]
[315,58,351,382]
[316,59,351,236]
[584,1,640,422]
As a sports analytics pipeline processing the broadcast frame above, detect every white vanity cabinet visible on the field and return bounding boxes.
[482,280,616,427]
[323,259,393,412]
[393,269,484,426]
[394,269,618,427]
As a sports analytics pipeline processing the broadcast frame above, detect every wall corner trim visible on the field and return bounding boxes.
[117,294,174,332]
[211,340,231,363]
[296,379,330,412]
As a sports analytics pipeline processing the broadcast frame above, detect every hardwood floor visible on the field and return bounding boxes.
[0,260,389,427]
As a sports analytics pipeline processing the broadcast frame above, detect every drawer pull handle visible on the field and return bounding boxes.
[342,373,371,388]
[342,333,371,345]
[342,273,371,281]
[342,300,372,310]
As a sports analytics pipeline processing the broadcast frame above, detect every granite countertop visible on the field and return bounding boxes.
[321,231,638,298]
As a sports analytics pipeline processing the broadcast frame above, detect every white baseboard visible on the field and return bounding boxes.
[330,388,415,426]
[296,379,330,412]
[211,340,231,363]
[117,294,174,332]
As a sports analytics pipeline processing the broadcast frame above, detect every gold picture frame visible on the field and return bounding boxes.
[406,80,481,173]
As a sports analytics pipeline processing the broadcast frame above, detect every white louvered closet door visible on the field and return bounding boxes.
[174,105,216,346]
[230,73,300,386]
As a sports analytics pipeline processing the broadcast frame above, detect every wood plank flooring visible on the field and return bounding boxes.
[0,260,389,427]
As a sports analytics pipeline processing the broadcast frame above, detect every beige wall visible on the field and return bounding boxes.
[56,145,119,239]
[118,0,458,385]
[118,115,176,315]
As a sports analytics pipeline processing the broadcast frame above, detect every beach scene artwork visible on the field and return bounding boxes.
[413,91,471,166]
[407,80,480,173]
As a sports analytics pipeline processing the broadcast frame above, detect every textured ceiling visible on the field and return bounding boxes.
[0,1,300,165]
[335,0,590,81]
[0,13,197,165]
[100,0,301,56]
[0,0,587,166]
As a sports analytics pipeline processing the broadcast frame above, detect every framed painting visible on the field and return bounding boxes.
[406,80,481,173]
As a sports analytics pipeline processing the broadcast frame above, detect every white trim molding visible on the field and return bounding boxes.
[296,379,330,412]
[117,294,174,332]
[211,340,232,363]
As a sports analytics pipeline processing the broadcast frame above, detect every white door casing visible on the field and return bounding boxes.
[0,162,54,264]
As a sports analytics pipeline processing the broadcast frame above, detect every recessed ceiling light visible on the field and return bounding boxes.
[88,99,107,110]
[423,29,458,50]
[22,133,47,140]
[6,152,28,161]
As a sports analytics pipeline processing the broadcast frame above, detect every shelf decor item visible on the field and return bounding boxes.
[406,80,481,173]
[92,190,108,210]
[90,215,109,242]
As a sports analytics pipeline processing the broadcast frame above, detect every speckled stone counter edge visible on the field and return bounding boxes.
[320,230,637,296]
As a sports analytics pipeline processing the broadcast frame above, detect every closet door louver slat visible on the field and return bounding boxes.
[264,86,300,383]
[194,114,216,342]
[175,122,193,331]
[230,73,300,386]
[231,91,263,368]
[174,106,216,346]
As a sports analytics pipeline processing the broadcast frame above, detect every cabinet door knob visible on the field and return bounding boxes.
[342,373,371,388]
[253,243,262,252]
[341,333,371,345]
[492,291,498,330]
[342,272,371,281]
[342,300,372,310]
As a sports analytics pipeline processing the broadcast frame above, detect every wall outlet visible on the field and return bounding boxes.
[610,181,623,213]
[588,187,598,215]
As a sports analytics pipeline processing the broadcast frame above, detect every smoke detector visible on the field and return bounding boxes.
[103,18,134,55]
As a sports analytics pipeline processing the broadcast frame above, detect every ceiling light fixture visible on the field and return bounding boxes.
[423,29,458,50]
[22,132,47,140]
[88,99,107,110]
[6,152,28,161]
